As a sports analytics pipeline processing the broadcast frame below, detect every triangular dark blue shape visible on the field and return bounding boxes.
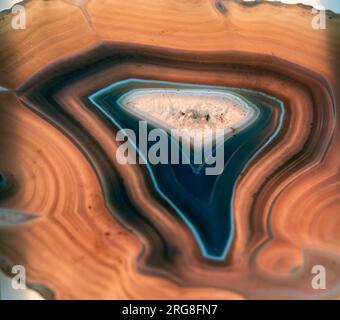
[89,79,284,260]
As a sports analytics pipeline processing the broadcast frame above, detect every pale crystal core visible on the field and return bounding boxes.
[120,89,257,141]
